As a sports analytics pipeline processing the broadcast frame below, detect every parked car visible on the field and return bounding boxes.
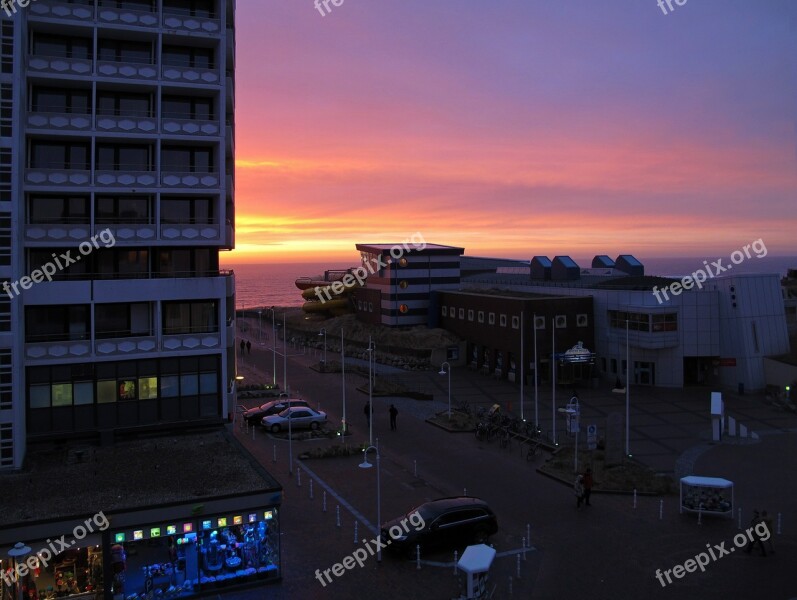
[381,497,498,556]
[242,398,308,425]
[262,406,327,432]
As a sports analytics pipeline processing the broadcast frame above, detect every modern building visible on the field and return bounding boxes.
[353,243,464,327]
[1,0,237,470]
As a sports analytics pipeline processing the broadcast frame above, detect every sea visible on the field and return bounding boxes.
[222,256,797,310]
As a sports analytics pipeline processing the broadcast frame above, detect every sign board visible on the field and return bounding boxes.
[587,424,597,450]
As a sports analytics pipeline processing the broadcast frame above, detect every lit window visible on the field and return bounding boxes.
[398,258,408,267]
[52,383,73,406]
[138,377,158,399]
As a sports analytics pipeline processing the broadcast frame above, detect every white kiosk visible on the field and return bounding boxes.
[680,475,733,518]
[457,544,496,599]
[710,392,724,442]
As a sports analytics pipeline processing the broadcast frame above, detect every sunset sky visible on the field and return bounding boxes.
[225,0,797,264]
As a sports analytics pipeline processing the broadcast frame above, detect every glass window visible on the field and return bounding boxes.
[138,377,158,399]
[478,311,484,323]
[488,313,495,325]
[74,382,94,405]
[199,373,216,394]
[118,379,137,400]
[181,374,198,395]
[52,383,72,407]
[98,380,117,403]
[30,385,50,409]
[161,375,179,397]
[499,314,507,327]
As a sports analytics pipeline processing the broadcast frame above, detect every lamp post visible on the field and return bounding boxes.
[283,312,288,394]
[367,338,376,445]
[268,307,277,386]
[626,319,630,457]
[359,446,382,562]
[8,542,31,600]
[520,312,524,422]
[439,361,451,420]
[552,327,557,446]
[341,329,347,439]
[318,328,327,367]
[257,309,263,344]
[533,313,539,430]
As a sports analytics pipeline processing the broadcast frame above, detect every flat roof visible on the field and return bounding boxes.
[0,428,280,527]
[443,289,583,301]
[356,243,464,255]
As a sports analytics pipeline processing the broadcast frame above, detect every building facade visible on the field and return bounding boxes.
[1,0,237,469]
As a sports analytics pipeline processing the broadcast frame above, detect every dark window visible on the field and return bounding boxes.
[161,146,214,172]
[96,144,153,171]
[29,141,89,169]
[98,39,153,64]
[96,196,152,224]
[163,45,214,69]
[163,300,218,334]
[163,0,215,18]
[1,22,13,75]
[0,84,12,136]
[161,197,214,224]
[29,195,89,224]
[29,249,89,280]
[97,91,153,117]
[95,249,149,279]
[32,34,92,60]
[162,95,214,120]
[156,248,213,276]
[31,87,90,114]
[96,303,151,339]
[25,305,90,342]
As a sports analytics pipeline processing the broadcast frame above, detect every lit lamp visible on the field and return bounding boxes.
[439,362,451,420]
[359,446,382,562]
[318,328,327,368]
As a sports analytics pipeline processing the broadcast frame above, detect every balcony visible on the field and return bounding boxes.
[161,117,220,136]
[25,223,92,242]
[25,337,92,362]
[162,11,221,34]
[160,223,221,241]
[28,54,93,77]
[161,64,220,85]
[29,0,94,22]
[161,171,220,188]
[97,5,159,28]
[25,168,91,187]
[96,113,158,134]
[95,335,158,357]
[95,169,158,187]
[27,111,92,132]
[162,331,222,353]
[96,60,158,81]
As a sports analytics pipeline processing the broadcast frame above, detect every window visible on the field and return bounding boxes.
[161,145,214,172]
[156,248,213,277]
[97,91,153,117]
[608,310,650,332]
[163,0,215,17]
[31,87,90,114]
[488,313,495,325]
[29,195,89,224]
[96,196,152,224]
[555,315,566,329]
[96,144,153,171]
[458,308,464,319]
[478,311,484,323]
[98,39,153,64]
[96,303,151,339]
[0,351,11,410]
[95,249,149,279]
[161,197,214,225]
[534,316,545,330]
[163,301,218,334]
[29,248,88,280]
[577,314,589,327]
[442,307,447,317]
[651,313,677,332]
[467,309,474,321]
[163,45,215,69]
[25,305,90,342]
[511,316,519,329]
[162,95,214,120]
[32,34,92,60]
[30,141,89,169]
[0,149,10,202]
[1,21,13,75]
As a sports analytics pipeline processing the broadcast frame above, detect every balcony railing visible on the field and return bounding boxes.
[161,117,220,136]
[27,111,92,132]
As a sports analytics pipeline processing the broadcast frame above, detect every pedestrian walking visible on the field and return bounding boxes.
[240,339,245,356]
[582,468,593,506]
[574,475,585,509]
[389,404,398,431]
[246,340,251,355]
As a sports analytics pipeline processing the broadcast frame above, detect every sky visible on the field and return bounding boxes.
[226,0,797,264]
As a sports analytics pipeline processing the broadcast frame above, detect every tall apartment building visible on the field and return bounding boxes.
[0,0,237,470]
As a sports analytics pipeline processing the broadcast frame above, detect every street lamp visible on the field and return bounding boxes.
[626,319,631,457]
[359,446,382,562]
[439,361,451,420]
[340,329,347,440]
[283,312,288,393]
[367,338,376,445]
[257,309,263,345]
[267,307,277,386]
[8,542,31,600]
[318,328,327,367]
[520,312,524,422]
[533,313,539,431]
[552,326,557,446]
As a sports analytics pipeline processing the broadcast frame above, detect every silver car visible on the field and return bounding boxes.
[262,406,327,433]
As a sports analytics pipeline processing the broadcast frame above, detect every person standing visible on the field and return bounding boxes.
[389,404,398,431]
[246,340,251,355]
[574,475,585,509]
[582,468,593,506]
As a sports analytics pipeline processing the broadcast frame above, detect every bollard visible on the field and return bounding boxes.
[738,507,742,529]
[697,508,702,525]
[522,537,526,560]
[336,505,341,527]
[508,575,513,596]
[516,553,521,578]
[633,489,637,509]
[453,551,458,574]
[323,491,327,512]
[659,499,664,520]
[272,444,277,463]
[309,479,314,500]
[777,512,782,535]
[416,545,421,570]
[414,460,417,478]
[297,468,302,487]
[354,521,358,544]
